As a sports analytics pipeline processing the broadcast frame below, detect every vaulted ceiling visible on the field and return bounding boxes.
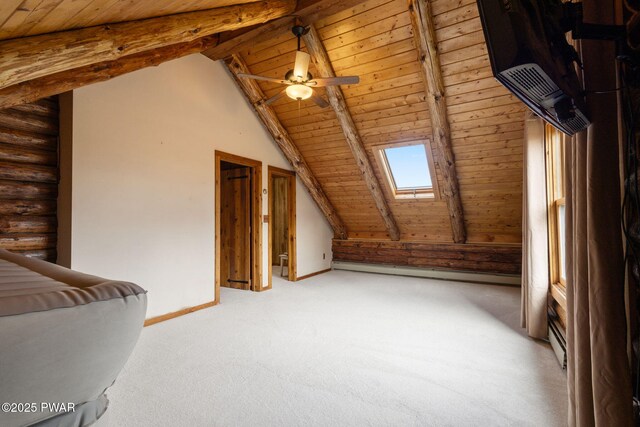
[0,0,255,40]
[0,0,525,245]
[220,0,525,244]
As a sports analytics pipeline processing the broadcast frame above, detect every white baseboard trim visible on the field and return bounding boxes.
[332,261,521,286]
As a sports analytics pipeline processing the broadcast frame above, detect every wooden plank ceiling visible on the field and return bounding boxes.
[0,0,525,246]
[231,0,525,244]
[0,0,255,40]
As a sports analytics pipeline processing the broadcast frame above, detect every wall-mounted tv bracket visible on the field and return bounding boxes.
[566,3,625,40]
[562,2,638,84]
[562,3,630,56]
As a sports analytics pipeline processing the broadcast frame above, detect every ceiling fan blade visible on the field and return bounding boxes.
[293,51,310,80]
[237,73,290,85]
[308,76,360,87]
[310,94,330,109]
[264,89,287,106]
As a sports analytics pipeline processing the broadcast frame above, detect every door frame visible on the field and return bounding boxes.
[215,151,262,303]
[268,166,297,288]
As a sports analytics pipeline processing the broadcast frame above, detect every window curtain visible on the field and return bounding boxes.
[565,0,633,424]
[520,112,549,340]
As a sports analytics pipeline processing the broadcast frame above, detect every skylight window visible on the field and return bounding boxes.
[374,141,438,199]
[383,145,432,189]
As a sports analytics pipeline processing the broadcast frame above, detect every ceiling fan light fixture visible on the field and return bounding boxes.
[286,84,313,100]
[293,51,311,80]
[236,25,358,109]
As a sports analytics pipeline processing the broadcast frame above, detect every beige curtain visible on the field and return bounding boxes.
[566,119,633,427]
[565,0,633,424]
[521,112,549,339]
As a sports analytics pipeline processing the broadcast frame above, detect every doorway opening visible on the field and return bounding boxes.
[268,166,296,288]
[215,151,262,303]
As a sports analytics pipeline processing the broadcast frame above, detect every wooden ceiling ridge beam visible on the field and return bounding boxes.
[224,53,348,239]
[203,0,365,61]
[302,24,402,241]
[0,0,296,91]
[0,36,219,110]
[408,0,467,243]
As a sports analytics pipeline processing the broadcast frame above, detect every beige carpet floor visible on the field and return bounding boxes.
[107,270,567,426]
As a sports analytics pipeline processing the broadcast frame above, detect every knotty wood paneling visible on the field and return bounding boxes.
[0,0,255,41]
[434,0,524,244]
[237,0,524,245]
[0,97,58,261]
[333,239,521,275]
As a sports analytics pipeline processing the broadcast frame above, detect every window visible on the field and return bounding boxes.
[545,125,566,287]
[373,141,438,199]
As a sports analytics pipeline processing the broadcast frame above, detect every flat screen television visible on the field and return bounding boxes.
[476,0,590,135]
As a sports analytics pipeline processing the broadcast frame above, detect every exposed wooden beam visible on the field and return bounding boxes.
[302,24,401,241]
[408,0,467,243]
[0,0,295,91]
[225,54,348,239]
[203,0,365,60]
[0,36,218,110]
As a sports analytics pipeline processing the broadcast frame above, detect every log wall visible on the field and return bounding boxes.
[332,239,521,275]
[0,97,59,261]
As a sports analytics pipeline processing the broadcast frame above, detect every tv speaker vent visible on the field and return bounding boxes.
[556,110,589,134]
[501,64,561,103]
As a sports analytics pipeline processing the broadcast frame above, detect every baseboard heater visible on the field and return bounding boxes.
[331,261,521,286]
[548,308,567,370]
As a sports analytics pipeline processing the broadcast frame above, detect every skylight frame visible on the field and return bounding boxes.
[373,140,439,200]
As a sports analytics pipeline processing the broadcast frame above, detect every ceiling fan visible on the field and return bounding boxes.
[237,25,360,108]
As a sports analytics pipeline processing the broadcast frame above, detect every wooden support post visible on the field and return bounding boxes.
[408,0,467,243]
[0,36,218,110]
[302,24,401,241]
[0,0,295,90]
[225,54,348,239]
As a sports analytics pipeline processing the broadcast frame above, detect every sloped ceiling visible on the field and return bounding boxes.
[0,0,525,245]
[0,0,254,40]
[234,0,525,244]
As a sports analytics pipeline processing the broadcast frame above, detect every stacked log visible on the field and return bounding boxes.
[332,239,522,275]
[0,97,58,262]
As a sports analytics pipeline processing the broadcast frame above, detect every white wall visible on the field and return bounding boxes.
[295,180,334,274]
[67,54,333,318]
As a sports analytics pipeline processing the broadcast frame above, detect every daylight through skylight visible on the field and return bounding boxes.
[383,144,432,190]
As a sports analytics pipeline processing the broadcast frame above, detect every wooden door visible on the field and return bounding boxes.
[271,176,289,261]
[220,166,251,290]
